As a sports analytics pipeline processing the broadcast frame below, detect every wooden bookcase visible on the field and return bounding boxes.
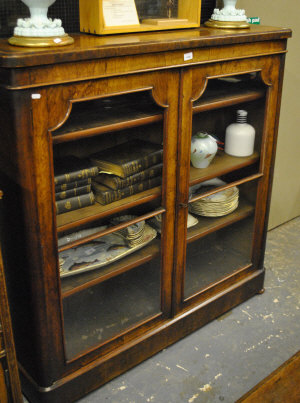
[0,26,291,402]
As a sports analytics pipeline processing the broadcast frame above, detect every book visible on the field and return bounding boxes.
[94,163,163,190]
[90,140,163,178]
[55,178,92,193]
[55,192,95,215]
[54,156,99,186]
[92,176,161,205]
[55,184,92,201]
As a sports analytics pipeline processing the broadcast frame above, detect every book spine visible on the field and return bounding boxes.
[55,185,92,201]
[56,192,95,215]
[122,149,163,177]
[55,178,92,192]
[94,177,161,205]
[54,167,99,186]
[96,163,163,190]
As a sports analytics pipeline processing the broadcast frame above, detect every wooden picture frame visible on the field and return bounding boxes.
[79,0,201,35]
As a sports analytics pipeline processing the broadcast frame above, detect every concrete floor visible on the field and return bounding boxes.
[25,216,300,403]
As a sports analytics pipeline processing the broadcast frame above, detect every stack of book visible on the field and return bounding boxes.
[90,140,163,205]
[54,156,99,214]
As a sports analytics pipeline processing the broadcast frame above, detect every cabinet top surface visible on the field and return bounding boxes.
[0,25,291,68]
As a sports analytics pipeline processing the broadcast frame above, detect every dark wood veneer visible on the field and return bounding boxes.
[237,350,300,402]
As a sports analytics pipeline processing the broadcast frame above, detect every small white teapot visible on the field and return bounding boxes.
[191,132,218,168]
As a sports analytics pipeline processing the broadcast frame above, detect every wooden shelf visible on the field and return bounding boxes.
[52,111,163,144]
[193,80,265,113]
[52,97,163,144]
[61,239,161,298]
[189,151,260,187]
[187,198,255,244]
[56,186,162,233]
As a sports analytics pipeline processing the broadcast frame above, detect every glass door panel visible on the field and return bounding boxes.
[59,210,164,360]
[184,180,258,299]
[181,73,267,303]
[51,90,167,360]
[185,216,254,299]
[63,252,161,359]
[183,73,266,300]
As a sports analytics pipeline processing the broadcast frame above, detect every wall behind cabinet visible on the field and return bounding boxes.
[239,0,300,228]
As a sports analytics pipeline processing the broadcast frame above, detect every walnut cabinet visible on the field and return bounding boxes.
[0,26,291,402]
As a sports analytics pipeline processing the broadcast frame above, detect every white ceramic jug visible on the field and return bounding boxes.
[191,132,218,168]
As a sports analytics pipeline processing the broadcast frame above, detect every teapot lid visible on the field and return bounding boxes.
[194,132,217,142]
[195,131,209,139]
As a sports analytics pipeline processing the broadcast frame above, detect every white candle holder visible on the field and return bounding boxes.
[9,0,74,47]
[205,0,249,29]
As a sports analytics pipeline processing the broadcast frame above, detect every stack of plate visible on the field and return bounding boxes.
[189,186,239,217]
[111,215,148,247]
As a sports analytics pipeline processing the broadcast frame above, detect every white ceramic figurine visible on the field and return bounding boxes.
[205,0,249,29]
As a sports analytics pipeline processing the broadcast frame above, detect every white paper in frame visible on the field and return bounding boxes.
[103,0,140,27]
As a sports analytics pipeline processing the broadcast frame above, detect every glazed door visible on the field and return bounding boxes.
[29,70,179,374]
[174,55,283,312]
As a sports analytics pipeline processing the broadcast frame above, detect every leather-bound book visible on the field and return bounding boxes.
[55,192,95,215]
[90,140,163,178]
[55,184,92,201]
[92,176,161,205]
[55,178,92,193]
[54,156,99,186]
[94,163,163,190]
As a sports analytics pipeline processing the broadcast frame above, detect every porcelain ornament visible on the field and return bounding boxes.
[14,0,65,37]
[210,0,247,22]
[191,132,218,169]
